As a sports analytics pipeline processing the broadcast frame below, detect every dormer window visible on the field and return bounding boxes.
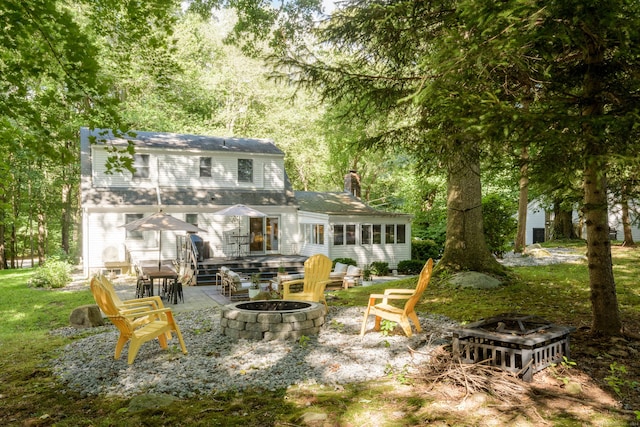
[238,159,253,183]
[132,154,150,178]
[199,157,212,177]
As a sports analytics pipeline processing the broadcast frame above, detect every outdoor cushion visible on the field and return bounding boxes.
[277,273,304,284]
[334,262,348,274]
[345,265,362,277]
[330,262,349,279]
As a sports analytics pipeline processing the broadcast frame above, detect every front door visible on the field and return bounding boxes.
[248,216,279,254]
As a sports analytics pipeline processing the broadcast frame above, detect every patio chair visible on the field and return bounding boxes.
[281,254,333,307]
[90,276,188,364]
[360,258,433,338]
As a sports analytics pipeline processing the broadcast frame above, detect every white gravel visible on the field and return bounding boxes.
[50,306,457,398]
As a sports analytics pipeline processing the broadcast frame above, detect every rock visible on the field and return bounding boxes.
[301,411,328,424]
[128,393,179,413]
[565,381,583,395]
[69,304,104,328]
[526,248,552,258]
[447,272,503,289]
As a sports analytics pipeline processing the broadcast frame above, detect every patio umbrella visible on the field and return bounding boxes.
[122,211,206,270]
[213,204,267,218]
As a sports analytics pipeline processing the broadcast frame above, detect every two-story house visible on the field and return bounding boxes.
[80,128,412,279]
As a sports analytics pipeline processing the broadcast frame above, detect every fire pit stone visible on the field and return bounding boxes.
[221,300,326,341]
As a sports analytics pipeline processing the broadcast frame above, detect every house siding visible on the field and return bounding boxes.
[92,146,285,190]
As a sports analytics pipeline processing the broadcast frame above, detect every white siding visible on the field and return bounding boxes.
[92,146,286,190]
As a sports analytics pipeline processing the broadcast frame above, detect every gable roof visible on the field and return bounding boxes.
[83,128,283,155]
[295,191,410,218]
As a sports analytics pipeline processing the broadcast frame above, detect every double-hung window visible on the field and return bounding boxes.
[199,157,212,177]
[132,154,150,178]
[125,214,144,239]
[238,159,253,183]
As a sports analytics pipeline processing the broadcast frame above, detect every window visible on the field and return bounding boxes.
[373,224,382,244]
[397,224,406,244]
[186,214,198,227]
[199,157,211,177]
[132,154,150,178]
[333,224,344,245]
[361,224,372,245]
[385,224,395,244]
[346,224,356,245]
[125,214,144,239]
[304,224,324,244]
[238,159,253,182]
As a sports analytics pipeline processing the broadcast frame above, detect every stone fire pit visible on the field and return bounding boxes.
[220,300,326,341]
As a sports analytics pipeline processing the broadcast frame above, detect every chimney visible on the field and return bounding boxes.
[344,170,361,198]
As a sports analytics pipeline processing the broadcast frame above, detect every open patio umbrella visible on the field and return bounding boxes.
[122,211,206,270]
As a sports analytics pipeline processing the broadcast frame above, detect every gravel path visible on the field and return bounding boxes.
[50,306,457,398]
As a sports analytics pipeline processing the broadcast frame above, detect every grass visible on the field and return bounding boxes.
[0,244,638,426]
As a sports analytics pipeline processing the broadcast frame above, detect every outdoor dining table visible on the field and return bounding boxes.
[141,265,181,304]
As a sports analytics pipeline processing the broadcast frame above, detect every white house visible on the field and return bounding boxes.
[523,199,640,245]
[80,128,412,278]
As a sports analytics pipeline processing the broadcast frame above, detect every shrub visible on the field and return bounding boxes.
[411,238,443,260]
[370,261,389,276]
[28,257,73,289]
[332,258,357,267]
[397,260,426,275]
[482,194,518,258]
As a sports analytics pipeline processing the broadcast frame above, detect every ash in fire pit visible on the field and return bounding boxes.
[221,300,326,341]
[236,301,311,312]
[451,313,574,381]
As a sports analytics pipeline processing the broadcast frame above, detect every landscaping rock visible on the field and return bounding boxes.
[447,272,503,289]
[128,393,179,413]
[69,304,104,328]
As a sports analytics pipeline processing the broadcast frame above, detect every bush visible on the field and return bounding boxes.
[28,257,73,289]
[332,258,357,267]
[482,194,518,258]
[369,261,389,276]
[397,259,426,275]
[411,238,442,260]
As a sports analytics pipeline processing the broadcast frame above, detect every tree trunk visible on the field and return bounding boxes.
[61,182,71,255]
[438,147,505,275]
[38,211,46,265]
[582,35,622,335]
[552,203,578,240]
[621,198,635,246]
[514,146,529,253]
[583,163,621,334]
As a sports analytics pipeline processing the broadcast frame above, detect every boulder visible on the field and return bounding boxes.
[69,304,104,328]
[447,271,503,289]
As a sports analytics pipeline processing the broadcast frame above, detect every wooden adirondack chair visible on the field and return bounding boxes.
[90,276,188,364]
[281,254,333,307]
[91,275,167,328]
[360,258,434,337]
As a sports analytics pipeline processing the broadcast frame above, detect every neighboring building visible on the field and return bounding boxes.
[80,128,412,277]
[523,199,640,245]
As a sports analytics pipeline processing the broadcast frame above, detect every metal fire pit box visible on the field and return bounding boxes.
[451,314,574,382]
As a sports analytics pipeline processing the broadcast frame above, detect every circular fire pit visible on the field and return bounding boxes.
[220,300,326,341]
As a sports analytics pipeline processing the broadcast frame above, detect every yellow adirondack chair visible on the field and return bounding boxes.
[90,276,188,364]
[360,258,434,337]
[281,254,333,307]
[91,275,167,328]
